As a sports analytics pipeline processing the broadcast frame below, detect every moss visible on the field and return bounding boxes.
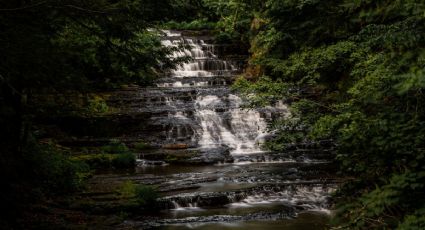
[116,181,159,210]
[133,141,152,151]
[164,151,197,163]
[117,181,136,199]
[164,154,191,163]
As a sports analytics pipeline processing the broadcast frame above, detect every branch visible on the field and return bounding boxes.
[64,5,107,14]
[63,5,120,14]
[0,1,47,12]
[0,74,22,96]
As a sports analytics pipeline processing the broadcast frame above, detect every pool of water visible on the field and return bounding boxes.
[150,211,330,230]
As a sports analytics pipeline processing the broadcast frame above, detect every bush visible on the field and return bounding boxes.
[214,31,234,44]
[117,181,158,209]
[26,142,90,195]
[112,152,136,169]
[134,141,151,151]
[71,153,135,169]
[163,19,216,30]
[101,139,130,154]
[86,95,109,114]
[135,185,158,208]
[71,154,112,168]
[118,180,137,198]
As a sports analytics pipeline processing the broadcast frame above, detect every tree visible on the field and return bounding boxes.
[233,0,425,228]
[0,0,187,225]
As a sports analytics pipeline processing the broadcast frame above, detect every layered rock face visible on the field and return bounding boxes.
[32,30,288,164]
[100,30,287,161]
[34,30,338,229]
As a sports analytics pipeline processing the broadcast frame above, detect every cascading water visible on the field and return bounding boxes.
[195,94,268,154]
[105,30,338,229]
[160,30,271,155]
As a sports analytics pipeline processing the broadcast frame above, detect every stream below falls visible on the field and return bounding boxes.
[97,30,338,229]
[122,159,337,229]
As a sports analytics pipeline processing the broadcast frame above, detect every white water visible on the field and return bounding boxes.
[227,186,335,210]
[161,30,272,155]
[161,30,236,79]
[195,94,268,154]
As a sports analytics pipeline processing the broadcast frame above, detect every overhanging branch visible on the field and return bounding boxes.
[0,1,47,12]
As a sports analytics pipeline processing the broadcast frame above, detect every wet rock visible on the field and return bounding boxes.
[187,146,233,164]
[157,192,244,209]
[138,149,199,163]
[123,208,298,229]
[162,143,189,149]
[157,184,201,193]
[156,183,336,211]
[287,168,298,174]
[136,159,167,166]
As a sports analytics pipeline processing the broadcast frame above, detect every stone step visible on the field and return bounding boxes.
[157,183,336,210]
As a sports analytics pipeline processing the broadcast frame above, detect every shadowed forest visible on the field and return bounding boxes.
[1,0,424,229]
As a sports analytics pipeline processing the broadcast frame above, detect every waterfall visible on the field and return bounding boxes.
[160,30,271,155]
[84,30,336,230]
[195,94,268,154]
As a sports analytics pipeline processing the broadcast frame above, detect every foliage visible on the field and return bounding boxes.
[162,19,216,30]
[71,154,114,169]
[72,140,136,169]
[118,180,137,199]
[26,142,91,194]
[0,0,189,93]
[101,139,131,154]
[86,95,109,114]
[112,152,136,169]
[134,185,159,207]
[0,0,192,214]
[202,0,264,45]
[134,141,152,151]
[2,0,425,228]
[232,76,292,107]
[71,152,136,169]
[232,0,425,228]
[117,181,158,208]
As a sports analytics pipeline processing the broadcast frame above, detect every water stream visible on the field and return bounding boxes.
[119,30,337,229]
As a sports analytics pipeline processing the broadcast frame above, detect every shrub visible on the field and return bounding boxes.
[117,181,158,209]
[135,185,158,208]
[134,141,151,151]
[163,19,216,30]
[71,153,135,169]
[118,180,136,198]
[26,142,90,195]
[112,152,136,169]
[214,31,234,44]
[101,139,130,154]
[75,154,111,168]
[86,95,109,114]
